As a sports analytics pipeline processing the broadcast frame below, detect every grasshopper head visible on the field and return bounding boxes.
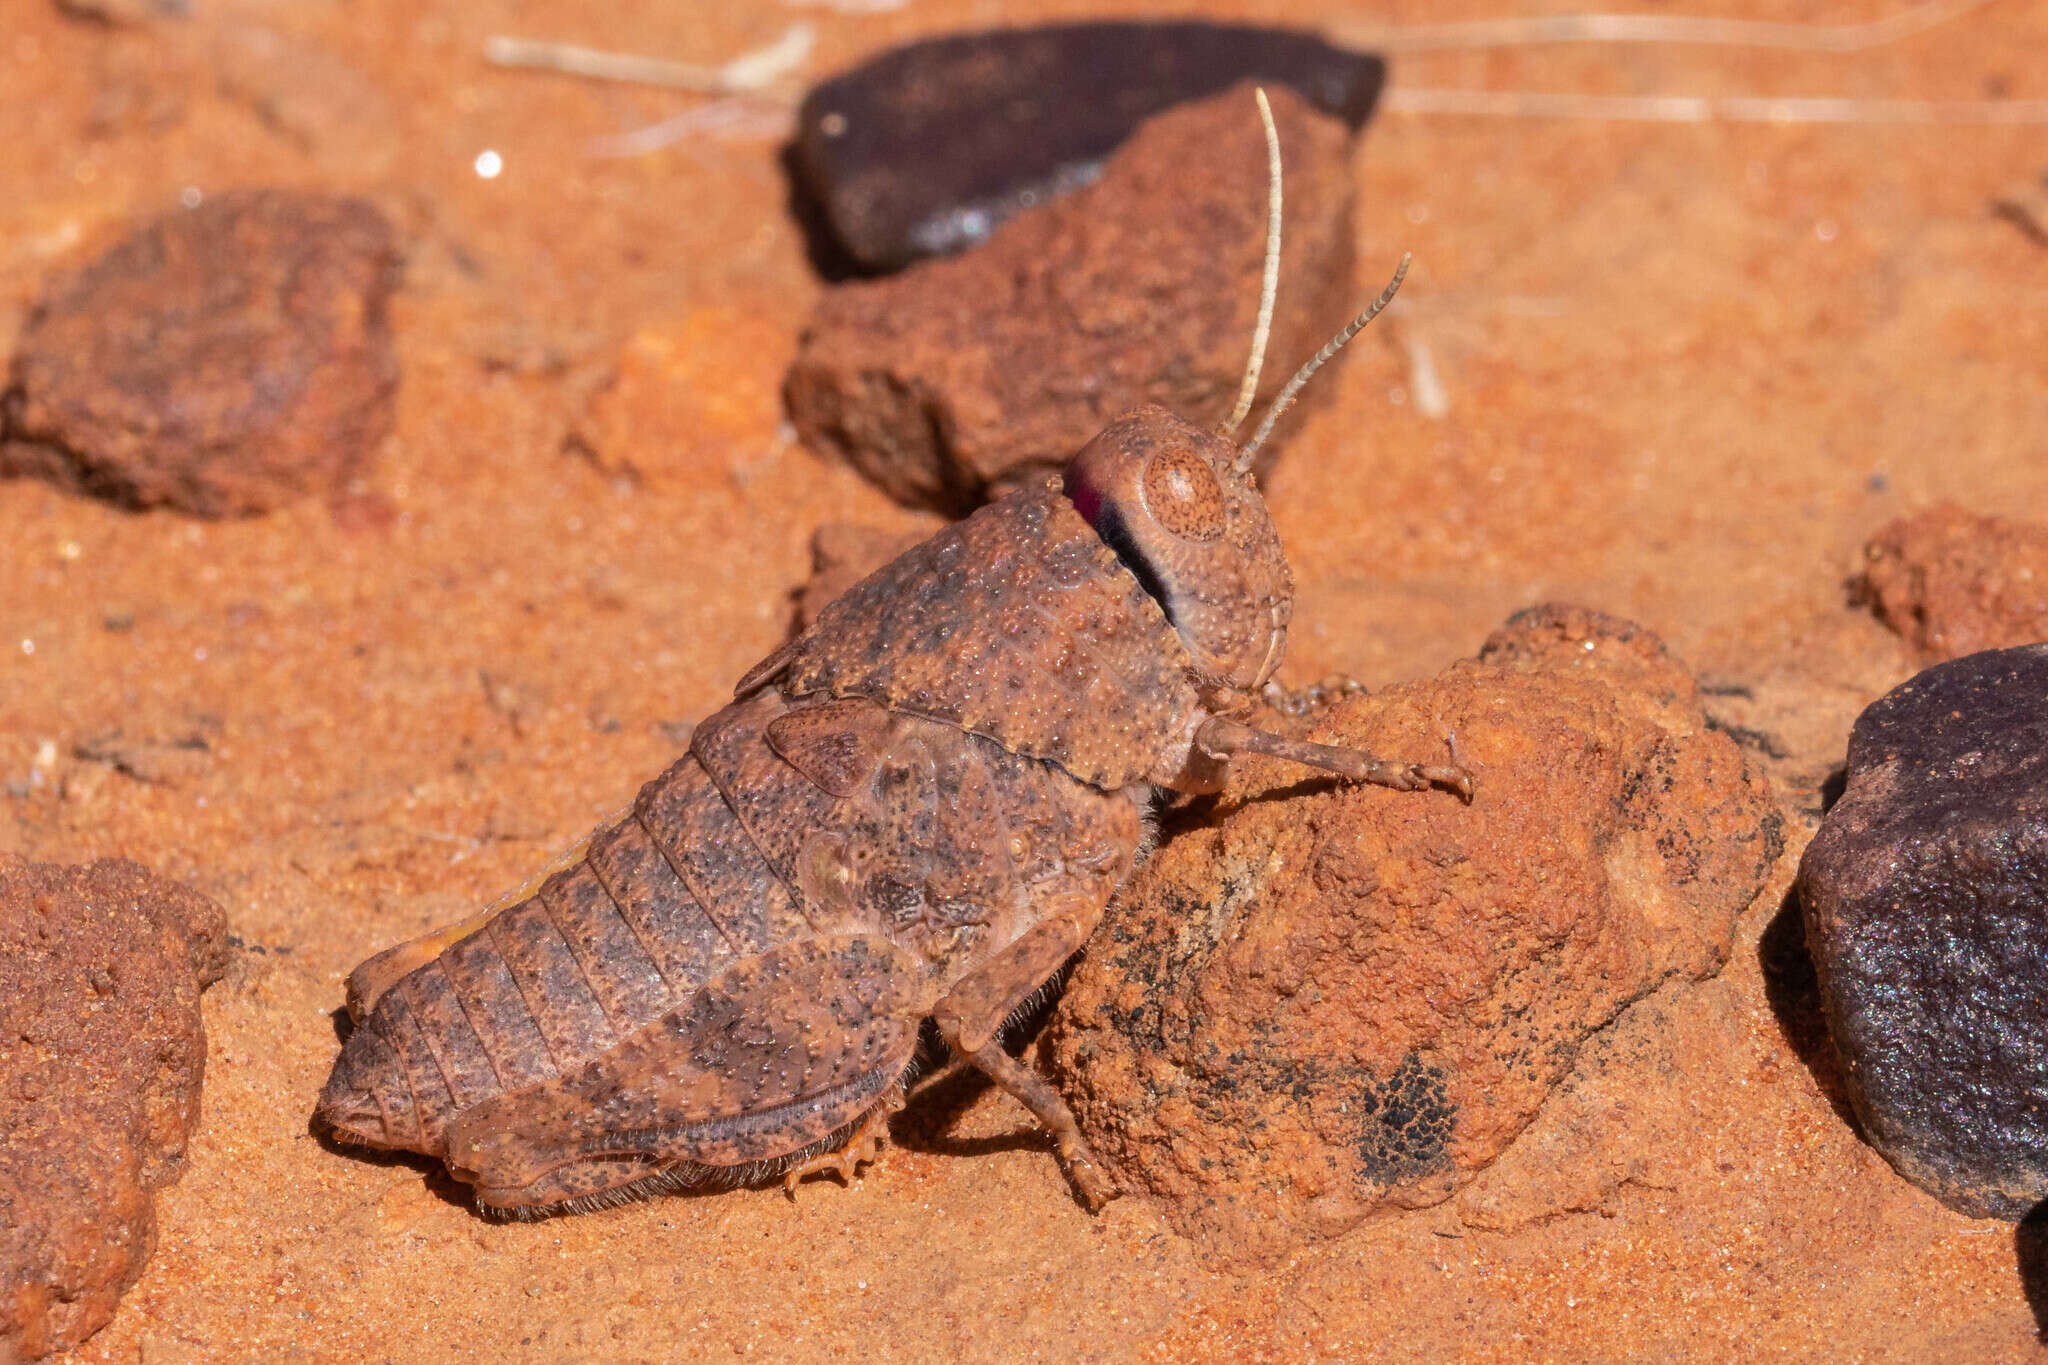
[1064,406,1293,693]
[1059,89,1409,699]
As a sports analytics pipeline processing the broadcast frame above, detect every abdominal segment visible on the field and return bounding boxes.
[317,685,1140,1212]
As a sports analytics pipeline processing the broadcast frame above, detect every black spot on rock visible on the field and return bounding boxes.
[1351,1053,1455,1187]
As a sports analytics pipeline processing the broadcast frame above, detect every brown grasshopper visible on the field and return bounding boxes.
[315,90,1471,1216]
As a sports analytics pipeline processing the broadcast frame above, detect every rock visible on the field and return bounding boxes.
[1452,976,1749,1233]
[1797,643,2048,1219]
[786,84,1360,510]
[791,22,1384,271]
[0,858,229,1360]
[1858,504,2048,661]
[1045,605,1783,1262]
[2,189,400,517]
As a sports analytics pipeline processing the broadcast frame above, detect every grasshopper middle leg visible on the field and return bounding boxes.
[929,893,1119,1210]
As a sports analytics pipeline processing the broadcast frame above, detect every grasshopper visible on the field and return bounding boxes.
[316,91,1469,1216]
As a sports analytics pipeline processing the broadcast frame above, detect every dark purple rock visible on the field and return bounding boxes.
[792,22,1384,273]
[1799,643,2048,1219]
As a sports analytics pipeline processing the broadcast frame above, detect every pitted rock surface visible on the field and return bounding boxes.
[0,858,229,1360]
[785,83,1357,510]
[1798,643,2048,1219]
[2,189,399,516]
[1045,605,1783,1262]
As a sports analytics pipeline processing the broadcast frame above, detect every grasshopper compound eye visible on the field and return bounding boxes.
[1139,446,1227,544]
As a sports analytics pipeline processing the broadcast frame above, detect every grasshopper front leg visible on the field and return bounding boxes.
[1195,715,1475,801]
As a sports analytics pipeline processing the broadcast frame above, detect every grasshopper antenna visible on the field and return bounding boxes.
[1222,87,1284,437]
[1236,253,1411,472]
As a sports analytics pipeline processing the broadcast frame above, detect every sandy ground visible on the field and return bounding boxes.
[3,0,2046,1359]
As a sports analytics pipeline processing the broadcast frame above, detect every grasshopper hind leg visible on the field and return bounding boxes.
[474,1077,922,1220]
[448,934,929,1217]
[941,1032,1119,1212]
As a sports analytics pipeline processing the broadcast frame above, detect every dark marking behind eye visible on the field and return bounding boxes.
[1067,485,1175,625]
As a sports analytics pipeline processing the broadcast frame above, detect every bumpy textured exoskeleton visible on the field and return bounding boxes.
[315,92,1470,1217]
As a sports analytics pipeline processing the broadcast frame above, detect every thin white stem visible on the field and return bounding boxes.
[1337,0,1988,54]
[587,98,796,157]
[483,24,814,94]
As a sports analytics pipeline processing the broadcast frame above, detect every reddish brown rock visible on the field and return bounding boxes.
[2,189,399,517]
[0,859,230,1360]
[785,84,1358,510]
[1857,504,2048,661]
[1045,605,1783,1262]
[1452,973,1753,1233]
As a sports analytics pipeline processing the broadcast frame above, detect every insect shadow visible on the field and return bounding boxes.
[2017,1201,2048,1342]
[887,1019,1066,1164]
[302,1122,467,1213]
[888,1067,1050,1163]
[1165,770,1371,842]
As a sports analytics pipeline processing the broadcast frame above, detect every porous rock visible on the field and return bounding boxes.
[2,189,399,516]
[0,858,230,1360]
[1045,605,1783,1261]
[1798,643,2048,1219]
[1858,504,2048,661]
[1452,972,1752,1233]
[786,84,1358,511]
